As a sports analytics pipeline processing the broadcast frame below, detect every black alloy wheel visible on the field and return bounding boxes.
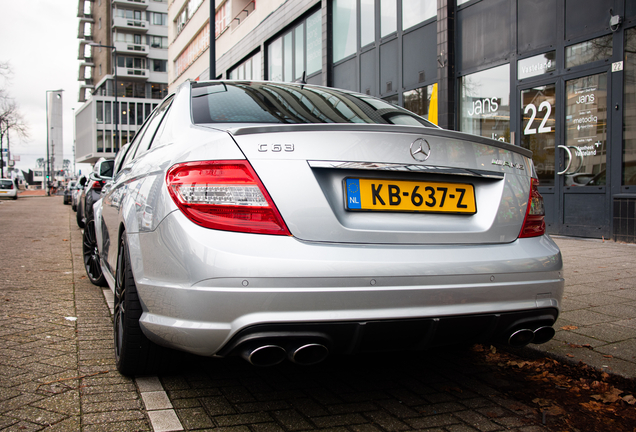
[114,232,173,376]
[82,216,107,287]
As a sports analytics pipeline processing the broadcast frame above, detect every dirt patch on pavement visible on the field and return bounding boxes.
[473,344,636,431]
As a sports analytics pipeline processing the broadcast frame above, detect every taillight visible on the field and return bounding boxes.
[166,160,291,236]
[91,180,104,189]
[519,178,546,238]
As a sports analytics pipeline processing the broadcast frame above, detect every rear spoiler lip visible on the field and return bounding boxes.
[217,123,533,159]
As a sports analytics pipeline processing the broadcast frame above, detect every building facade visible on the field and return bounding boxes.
[170,0,635,242]
[75,0,169,164]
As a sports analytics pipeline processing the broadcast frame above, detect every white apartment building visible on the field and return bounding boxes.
[75,0,169,164]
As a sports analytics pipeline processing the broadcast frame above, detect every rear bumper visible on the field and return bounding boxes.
[131,212,564,356]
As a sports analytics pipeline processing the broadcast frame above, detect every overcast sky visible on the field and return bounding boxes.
[0,0,91,175]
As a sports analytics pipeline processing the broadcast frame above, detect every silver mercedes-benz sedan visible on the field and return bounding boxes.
[92,80,563,375]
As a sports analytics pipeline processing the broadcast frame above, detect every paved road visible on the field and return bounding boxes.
[0,196,632,431]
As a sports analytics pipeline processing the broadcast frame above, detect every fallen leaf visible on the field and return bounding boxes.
[561,325,579,330]
[532,398,553,407]
[566,354,574,358]
[580,401,605,412]
[603,355,613,358]
[622,395,636,405]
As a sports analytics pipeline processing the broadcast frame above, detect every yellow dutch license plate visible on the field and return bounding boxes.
[345,178,476,214]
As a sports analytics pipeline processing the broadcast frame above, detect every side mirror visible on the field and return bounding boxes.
[79,177,87,187]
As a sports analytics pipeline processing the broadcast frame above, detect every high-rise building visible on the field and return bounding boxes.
[75,0,169,164]
[46,90,64,182]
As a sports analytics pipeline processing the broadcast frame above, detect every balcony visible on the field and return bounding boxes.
[112,16,149,32]
[112,0,148,9]
[114,41,149,56]
[116,66,149,80]
[77,17,94,39]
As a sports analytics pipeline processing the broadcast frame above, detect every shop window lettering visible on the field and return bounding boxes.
[466,98,499,116]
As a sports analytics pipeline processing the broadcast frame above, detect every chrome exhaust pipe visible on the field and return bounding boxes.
[508,329,534,347]
[532,326,555,344]
[242,345,286,367]
[289,343,329,366]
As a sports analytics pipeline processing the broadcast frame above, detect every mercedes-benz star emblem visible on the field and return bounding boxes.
[410,138,431,162]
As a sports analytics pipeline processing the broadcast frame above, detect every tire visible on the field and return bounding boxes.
[114,232,175,376]
[82,216,108,287]
[76,202,85,228]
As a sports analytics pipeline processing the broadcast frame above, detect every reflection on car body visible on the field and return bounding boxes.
[91,81,564,375]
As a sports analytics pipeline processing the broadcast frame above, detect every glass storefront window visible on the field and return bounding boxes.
[97,130,104,152]
[565,35,613,69]
[403,83,438,124]
[295,24,304,80]
[137,103,144,125]
[521,84,556,186]
[121,102,128,125]
[284,33,293,81]
[459,64,510,142]
[333,0,356,62]
[306,11,322,74]
[105,102,112,125]
[96,101,103,124]
[230,52,261,81]
[402,0,436,31]
[381,0,397,37]
[383,94,399,105]
[360,0,375,47]
[270,11,321,80]
[565,73,608,185]
[623,28,636,185]
[105,130,112,153]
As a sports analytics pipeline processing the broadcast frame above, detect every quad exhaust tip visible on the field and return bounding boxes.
[289,343,329,366]
[508,326,556,347]
[243,345,287,367]
[241,342,330,366]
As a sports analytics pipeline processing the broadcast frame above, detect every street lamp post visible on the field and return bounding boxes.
[89,43,118,150]
[45,89,63,196]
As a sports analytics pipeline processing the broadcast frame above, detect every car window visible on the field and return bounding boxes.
[191,82,435,127]
[122,96,173,166]
[136,96,173,157]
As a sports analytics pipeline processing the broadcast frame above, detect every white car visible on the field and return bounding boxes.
[93,81,564,375]
[0,179,18,200]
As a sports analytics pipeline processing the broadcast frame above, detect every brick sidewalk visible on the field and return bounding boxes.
[0,197,150,430]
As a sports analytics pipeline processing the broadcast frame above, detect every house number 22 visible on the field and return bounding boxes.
[523,102,552,135]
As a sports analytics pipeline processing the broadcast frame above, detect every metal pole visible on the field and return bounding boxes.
[114,49,118,152]
[45,92,50,195]
[209,0,216,79]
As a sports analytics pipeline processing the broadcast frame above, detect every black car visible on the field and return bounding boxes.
[79,158,114,287]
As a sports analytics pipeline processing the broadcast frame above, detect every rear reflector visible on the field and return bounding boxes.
[166,161,291,236]
[519,178,546,238]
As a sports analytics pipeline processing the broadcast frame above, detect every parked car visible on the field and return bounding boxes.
[0,179,18,200]
[92,81,564,375]
[72,175,88,211]
[63,181,77,205]
[79,158,114,287]
[76,159,113,229]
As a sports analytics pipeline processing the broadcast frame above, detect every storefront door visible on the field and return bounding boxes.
[520,70,611,238]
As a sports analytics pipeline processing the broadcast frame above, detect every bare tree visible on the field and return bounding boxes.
[0,61,29,178]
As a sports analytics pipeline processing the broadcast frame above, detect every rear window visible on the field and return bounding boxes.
[0,180,13,189]
[191,82,435,127]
